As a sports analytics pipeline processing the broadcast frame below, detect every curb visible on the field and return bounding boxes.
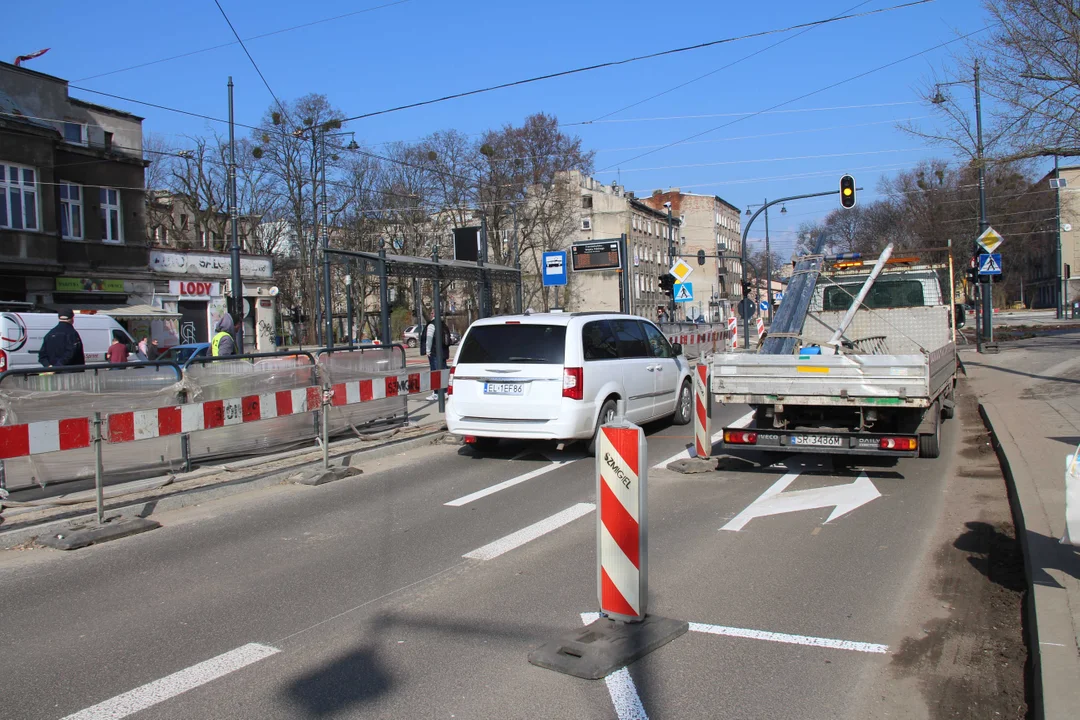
[0,428,447,550]
[978,402,1080,720]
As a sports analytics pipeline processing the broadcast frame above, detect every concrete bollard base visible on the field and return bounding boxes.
[37,517,160,550]
[666,457,719,474]
[291,466,363,486]
[529,614,688,679]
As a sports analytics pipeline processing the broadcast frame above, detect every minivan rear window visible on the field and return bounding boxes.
[457,324,566,364]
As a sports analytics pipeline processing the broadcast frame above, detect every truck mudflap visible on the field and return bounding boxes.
[720,427,920,457]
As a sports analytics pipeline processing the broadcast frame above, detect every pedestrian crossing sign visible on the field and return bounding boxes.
[674,282,693,303]
[978,252,1002,275]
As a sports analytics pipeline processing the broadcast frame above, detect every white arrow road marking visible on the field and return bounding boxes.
[721,471,881,531]
[61,643,280,720]
[444,455,582,507]
[652,410,754,469]
[580,613,648,720]
[462,503,594,560]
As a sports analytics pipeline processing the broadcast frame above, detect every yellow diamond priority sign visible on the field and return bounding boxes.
[976,226,1004,254]
[669,258,694,283]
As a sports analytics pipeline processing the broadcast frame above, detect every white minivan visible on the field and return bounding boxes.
[0,312,136,373]
[446,312,693,452]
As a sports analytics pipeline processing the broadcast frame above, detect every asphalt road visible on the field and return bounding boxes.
[0,401,964,720]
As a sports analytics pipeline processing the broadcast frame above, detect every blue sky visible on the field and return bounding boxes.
[7,0,1006,256]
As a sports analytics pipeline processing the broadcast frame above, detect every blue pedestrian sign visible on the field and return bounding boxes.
[774,291,783,303]
[673,282,693,303]
[542,251,568,286]
[978,253,1002,276]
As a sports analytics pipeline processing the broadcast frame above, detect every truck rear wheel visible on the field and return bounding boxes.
[919,402,941,459]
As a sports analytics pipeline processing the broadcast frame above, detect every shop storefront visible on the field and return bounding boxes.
[47,276,180,339]
[148,250,277,351]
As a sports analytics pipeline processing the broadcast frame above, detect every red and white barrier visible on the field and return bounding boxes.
[0,369,448,460]
[756,317,765,342]
[728,315,738,349]
[693,363,711,459]
[596,421,647,622]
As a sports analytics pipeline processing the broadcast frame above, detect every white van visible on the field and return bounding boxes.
[0,312,136,373]
[446,312,693,453]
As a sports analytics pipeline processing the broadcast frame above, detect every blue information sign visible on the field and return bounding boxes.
[674,282,693,303]
[542,251,568,286]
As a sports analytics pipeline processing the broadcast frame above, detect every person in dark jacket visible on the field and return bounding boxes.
[38,309,85,367]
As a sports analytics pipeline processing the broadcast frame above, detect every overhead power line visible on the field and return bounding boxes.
[212,0,287,117]
[588,0,879,123]
[332,0,935,126]
[564,101,922,127]
[74,0,412,82]
[599,24,994,172]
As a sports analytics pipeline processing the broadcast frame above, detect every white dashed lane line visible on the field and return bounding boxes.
[462,503,595,560]
[61,643,280,720]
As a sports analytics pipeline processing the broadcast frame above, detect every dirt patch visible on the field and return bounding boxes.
[861,380,1030,719]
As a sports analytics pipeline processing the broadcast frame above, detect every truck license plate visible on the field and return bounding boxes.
[484,382,524,395]
[790,434,843,447]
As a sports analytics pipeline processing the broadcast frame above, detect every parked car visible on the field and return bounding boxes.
[403,325,420,348]
[159,342,211,369]
[446,312,692,454]
[0,311,137,372]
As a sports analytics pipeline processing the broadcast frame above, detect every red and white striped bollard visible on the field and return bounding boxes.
[694,363,711,459]
[596,413,647,622]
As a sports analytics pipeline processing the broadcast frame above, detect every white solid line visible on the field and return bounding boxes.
[580,613,648,720]
[61,643,280,720]
[463,503,595,560]
[688,622,889,654]
[652,409,754,469]
[445,460,578,507]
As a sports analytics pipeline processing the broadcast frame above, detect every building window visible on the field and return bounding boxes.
[104,132,113,152]
[582,195,593,210]
[99,187,123,243]
[580,217,592,231]
[0,162,38,231]
[63,122,88,146]
[180,214,189,230]
[59,183,83,239]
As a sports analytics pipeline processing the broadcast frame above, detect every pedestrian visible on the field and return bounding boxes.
[424,315,451,401]
[37,309,85,368]
[211,314,236,357]
[136,336,150,361]
[106,332,128,364]
[149,339,160,360]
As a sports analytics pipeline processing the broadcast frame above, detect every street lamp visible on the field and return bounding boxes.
[931,60,990,351]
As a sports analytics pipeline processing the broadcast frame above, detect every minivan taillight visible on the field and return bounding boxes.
[0,349,6,373]
[447,366,456,396]
[563,367,583,400]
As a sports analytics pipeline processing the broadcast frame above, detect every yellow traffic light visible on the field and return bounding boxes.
[840,175,856,209]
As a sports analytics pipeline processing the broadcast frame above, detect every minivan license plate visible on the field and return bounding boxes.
[484,382,524,396]
[790,434,843,447]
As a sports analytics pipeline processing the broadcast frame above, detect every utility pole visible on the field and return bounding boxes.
[975,59,992,348]
[666,204,676,321]
[227,77,244,353]
[511,203,523,313]
[1056,155,1064,319]
[321,128,333,349]
[763,198,773,323]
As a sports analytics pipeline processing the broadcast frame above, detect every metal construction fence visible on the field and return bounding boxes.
[657,322,729,358]
[0,345,416,492]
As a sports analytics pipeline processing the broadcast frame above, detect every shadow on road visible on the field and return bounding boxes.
[281,644,392,717]
[953,521,1028,592]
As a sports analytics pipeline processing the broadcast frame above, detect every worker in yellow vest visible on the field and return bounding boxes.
[211,314,236,356]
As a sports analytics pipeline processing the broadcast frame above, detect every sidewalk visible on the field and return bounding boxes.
[961,331,1080,720]
[0,394,447,547]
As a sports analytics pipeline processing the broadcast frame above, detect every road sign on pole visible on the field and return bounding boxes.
[669,258,694,283]
[759,300,769,312]
[978,252,1002,275]
[673,282,693,303]
[541,251,567,286]
[976,227,1004,254]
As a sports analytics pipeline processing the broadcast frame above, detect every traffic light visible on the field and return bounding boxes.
[697,249,706,265]
[840,174,856,209]
[659,274,674,296]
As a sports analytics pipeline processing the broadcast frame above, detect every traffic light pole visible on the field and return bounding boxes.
[740,189,843,345]
[666,206,676,321]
